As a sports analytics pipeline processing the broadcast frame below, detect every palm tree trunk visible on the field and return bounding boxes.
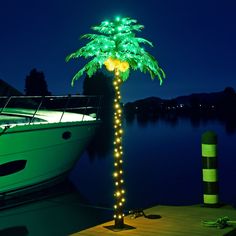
[113,70,125,228]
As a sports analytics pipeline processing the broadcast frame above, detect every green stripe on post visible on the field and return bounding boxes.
[202,169,218,182]
[203,194,219,205]
[201,144,217,157]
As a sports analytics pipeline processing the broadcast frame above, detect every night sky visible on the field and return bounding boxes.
[1,0,235,103]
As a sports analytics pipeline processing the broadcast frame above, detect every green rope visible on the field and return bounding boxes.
[129,209,161,219]
[202,216,236,229]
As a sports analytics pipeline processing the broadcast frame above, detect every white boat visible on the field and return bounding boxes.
[0,95,101,199]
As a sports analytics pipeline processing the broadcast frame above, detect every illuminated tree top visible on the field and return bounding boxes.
[66,16,166,86]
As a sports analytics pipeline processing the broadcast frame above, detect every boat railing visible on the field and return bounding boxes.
[0,95,102,124]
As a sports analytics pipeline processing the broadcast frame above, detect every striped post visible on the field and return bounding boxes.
[201,131,219,207]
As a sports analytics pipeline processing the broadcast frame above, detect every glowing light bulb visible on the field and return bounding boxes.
[116,138,121,143]
[115,153,120,158]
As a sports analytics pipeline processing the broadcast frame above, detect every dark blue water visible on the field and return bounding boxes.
[70,117,236,211]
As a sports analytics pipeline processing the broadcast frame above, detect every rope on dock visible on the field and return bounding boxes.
[202,216,236,229]
[129,209,161,219]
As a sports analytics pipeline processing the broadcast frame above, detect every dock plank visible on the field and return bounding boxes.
[70,205,236,236]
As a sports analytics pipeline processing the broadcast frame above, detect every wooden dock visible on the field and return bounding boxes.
[70,204,236,236]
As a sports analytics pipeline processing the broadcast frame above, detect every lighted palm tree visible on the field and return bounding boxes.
[66,16,165,230]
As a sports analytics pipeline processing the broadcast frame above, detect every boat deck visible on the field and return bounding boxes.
[70,204,236,236]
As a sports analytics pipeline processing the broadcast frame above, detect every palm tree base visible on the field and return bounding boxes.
[104,223,136,232]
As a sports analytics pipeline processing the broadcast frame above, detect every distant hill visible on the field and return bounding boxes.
[124,87,236,114]
[0,79,22,96]
[175,91,225,105]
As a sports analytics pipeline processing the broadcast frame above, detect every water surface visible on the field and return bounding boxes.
[70,117,236,211]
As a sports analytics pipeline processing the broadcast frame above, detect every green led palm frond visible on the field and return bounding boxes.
[135,37,153,47]
[66,16,165,85]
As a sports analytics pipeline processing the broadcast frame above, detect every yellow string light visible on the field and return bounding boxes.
[116,138,121,143]
[115,153,120,158]
[66,16,166,229]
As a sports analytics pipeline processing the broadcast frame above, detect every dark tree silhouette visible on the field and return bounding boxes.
[83,71,115,158]
[83,70,114,124]
[224,86,235,96]
[25,68,51,96]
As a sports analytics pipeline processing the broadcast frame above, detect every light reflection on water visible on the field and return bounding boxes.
[70,117,236,210]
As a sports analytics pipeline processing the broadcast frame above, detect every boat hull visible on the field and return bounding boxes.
[0,120,99,195]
